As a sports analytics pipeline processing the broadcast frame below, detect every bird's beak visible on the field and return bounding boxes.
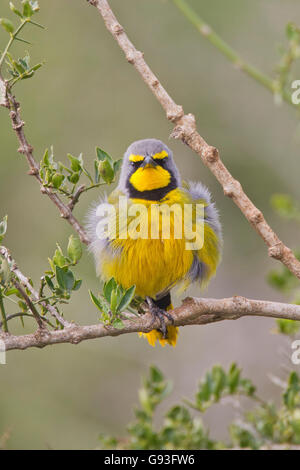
[140,156,158,168]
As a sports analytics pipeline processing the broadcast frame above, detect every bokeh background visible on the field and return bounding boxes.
[1,0,300,450]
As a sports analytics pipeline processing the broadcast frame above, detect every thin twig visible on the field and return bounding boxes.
[172,0,297,109]
[87,0,300,280]
[0,312,55,329]
[67,184,86,211]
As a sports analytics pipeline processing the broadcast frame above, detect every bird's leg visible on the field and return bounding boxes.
[145,296,175,339]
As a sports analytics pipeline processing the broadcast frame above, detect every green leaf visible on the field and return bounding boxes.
[21,62,43,80]
[48,257,55,273]
[55,265,65,290]
[276,318,300,336]
[98,159,114,184]
[267,270,289,292]
[112,318,124,329]
[22,1,34,17]
[52,173,64,189]
[110,289,118,315]
[19,58,29,70]
[271,194,299,219]
[117,285,136,313]
[114,159,122,173]
[10,3,23,17]
[230,424,259,450]
[149,366,164,383]
[227,363,241,394]
[42,148,49,166]
[211,366,227,401]
[94,159,100,183]
[89,289,106,312]
[68,172,80,184]
[45,275,55,292]
[67,235,82,264]
[286,23,300,42]
[18,300,28,312]
[103,278,117,303]
[73,279,82,291]
[63,269,75,291]
[53,245,66,268]
[96,147,113,162]
[55,266,75,291]
[4,287,19,296]
[0,18,14,34]
[240,378,256,396]
[283,372,300,410]
[67,153,82,172]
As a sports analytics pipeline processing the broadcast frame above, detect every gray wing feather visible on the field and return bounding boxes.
[85,195,118,277]
[185,181,222,284]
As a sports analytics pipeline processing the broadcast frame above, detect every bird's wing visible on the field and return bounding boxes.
[183,181,222,287]
[85,189,124,277]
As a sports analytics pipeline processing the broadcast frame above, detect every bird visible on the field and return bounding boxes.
[87,138,222,347]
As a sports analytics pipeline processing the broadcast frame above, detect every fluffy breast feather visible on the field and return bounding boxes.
[86,183,222,297]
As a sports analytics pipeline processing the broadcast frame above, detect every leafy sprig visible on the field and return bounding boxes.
[0,227,83,331]
[0,1,44,87]
[39,146,122,206]
[99,364,300,450]
[268,194,300,335]
[45,236,82,303]
[89,277,136,329]
[185,363,256,412]
[274,23,300,103]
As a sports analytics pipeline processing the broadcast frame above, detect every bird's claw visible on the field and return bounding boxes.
[146,296,174,339]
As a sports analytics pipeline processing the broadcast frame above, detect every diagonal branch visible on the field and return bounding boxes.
[1,295,300,351]
[86,0,300,281]
[11,279,45,329]
[0,246,74,329]
[0,80,90,245]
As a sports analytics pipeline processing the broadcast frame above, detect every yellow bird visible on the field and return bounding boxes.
[87,139,222,347]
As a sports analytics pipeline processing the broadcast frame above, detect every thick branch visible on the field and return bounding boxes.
[1,295,300,351]
[87,0,300,280]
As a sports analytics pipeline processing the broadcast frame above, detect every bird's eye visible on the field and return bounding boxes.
[130,160,142,169]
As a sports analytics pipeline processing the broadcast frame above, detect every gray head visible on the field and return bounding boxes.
[118,138,181,200]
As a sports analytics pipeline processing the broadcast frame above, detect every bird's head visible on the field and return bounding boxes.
[118,139,181,200]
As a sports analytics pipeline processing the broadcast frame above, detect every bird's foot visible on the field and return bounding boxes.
[145,296,175,339]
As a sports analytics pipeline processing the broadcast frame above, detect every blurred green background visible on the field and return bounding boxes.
[1,0,300,449]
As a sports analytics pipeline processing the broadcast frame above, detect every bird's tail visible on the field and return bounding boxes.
[139,294,178,347]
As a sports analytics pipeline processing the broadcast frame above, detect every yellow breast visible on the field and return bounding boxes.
[99,189,192,297]
[99,188,219,297]
[102,237,193,298]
